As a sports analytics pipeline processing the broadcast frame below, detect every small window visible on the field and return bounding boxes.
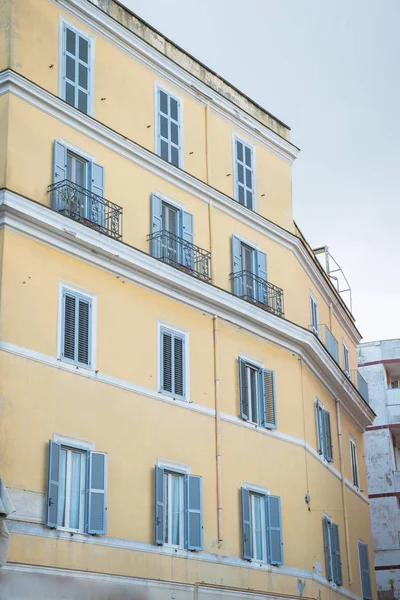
[350,438,359,488]
[154,465,203,550]
[316,400,333,462]
[234,138,255,209]
[160,327,186,400]
[60,287,93,368]
[343,343,351,378]
[61,23,92,114]
[323,516,343,585]
[310,295,319,335]
[46,440,107,534]
[231,236,268,304]
[156,88,182,167]
[239,358,276,428]
[241,487,283,564]
[358,541,372,600]
[392,380,399,389]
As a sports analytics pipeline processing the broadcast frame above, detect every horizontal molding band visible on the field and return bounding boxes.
[5,522,364,600]
[0,188,374,430]
[0,339,369,504]
[368,492,400,499]
[374,565,400,571]
[0,68,359,345]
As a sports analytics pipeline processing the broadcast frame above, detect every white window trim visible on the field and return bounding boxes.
[157,321,190,402]
[153,191,186,212]
[58,138,96,164]
[232,133,257,212]
[163,470,185,548]
[310,292,319,335]
[57,280,98,371]
[233,233,259,251]
[53,433,95,451]
[58,17,96,117]
[349,436,360,488]
[315,397,325,456]
[154,83,184,169]
[156,458,191,474]
[250,491,267,562]
[57,446,87,533]
[342,340,351,377]
[239,353,264,370]
[243,482,270,496]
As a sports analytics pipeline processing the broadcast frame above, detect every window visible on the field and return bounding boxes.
[310,295,319,335]
[343,343,351,378]
[52,141,105,227]
[239,358,276,428]
[231,236,267,303]
[350,438,359,488]
[154,465,203,550]
[60,287,93,368]
[241,487,283,564]
[160,326,186,400]
[358,541,372,600]
[150,194,194,269]
[323,516,343,585]
[234,137,255,209]
[46,439,107,534]
[61,23,92,114]
[316,400,334,462]
[156,87,182,167]
[392,380,399,389]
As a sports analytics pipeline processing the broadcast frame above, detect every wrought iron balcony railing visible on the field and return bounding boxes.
[315,323,340,364]
[48,179,123,240]
[148,229,212,283]
[230,270,284,317]
[352,369,369,404]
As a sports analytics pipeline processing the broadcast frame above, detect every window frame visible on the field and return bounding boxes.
[57,445,87,533]
[57,281,97,371]
[315,398,333,462]
[155,84,184,169]
[250,490,267,562]
[343,341,351,378]
[233,134,257,211]
[349,436,360,488]
[310,293,319,335]
[59,18,95,116]
[240,356,264,426]
[157,321,190,401]
[163,469,185,548]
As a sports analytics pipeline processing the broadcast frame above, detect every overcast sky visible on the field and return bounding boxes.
[122,0,400,343]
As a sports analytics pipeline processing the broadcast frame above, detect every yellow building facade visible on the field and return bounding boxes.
[0,1,376,599]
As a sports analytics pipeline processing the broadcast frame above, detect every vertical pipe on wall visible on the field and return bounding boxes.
[336,400,353,584]
[213,315,223,541]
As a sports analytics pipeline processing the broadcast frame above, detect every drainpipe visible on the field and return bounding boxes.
[336,400,353,584]
[213,315,223,541]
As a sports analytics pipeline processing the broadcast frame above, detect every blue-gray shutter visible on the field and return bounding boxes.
[77,296,92,367]
[241,487,252,560]
[46,441,61,528]
[155,465,165,545]
[89,162,105,227]
[359,542,372,600]
[256,251,268,304]
[181,211,194,270]
[151,194,163,258]
[232,235,242,296]
[262,369,277,429]
[266,495,284,565]
[62,291,76,362]
[173,334,185,399]
[332,522,343,585]
[239,358,249,420]
[87,451,107,534]
[53,141,67,211]
[323,517,333,581]
[185,474,203,550]
[324,411,334,462]
[316,402,325,455]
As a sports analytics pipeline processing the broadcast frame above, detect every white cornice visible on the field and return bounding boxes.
[55,0,298,164]
[0,69,360,346]
[0,189,374,429]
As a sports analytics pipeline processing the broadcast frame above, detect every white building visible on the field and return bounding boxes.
[358,340,400,597]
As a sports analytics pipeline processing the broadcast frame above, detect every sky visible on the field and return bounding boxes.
[121,0,400,342]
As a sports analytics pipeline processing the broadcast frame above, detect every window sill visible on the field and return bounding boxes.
[58,357,96,374]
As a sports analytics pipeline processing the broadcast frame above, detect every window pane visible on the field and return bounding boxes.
[253,495,263,560]
[170,97,178,121]
[79,37,88,63]
[246,190,253,208]
[170,122,179,145]
[249,368,259,423]
[59,449,67,526]
[79,64,88,90]
[163,474,169,543]
[170,146,179,167]
[236,140,243,162]
[238,185,245,205]
[160,90,168,115]
[160,139,169,161]
[66,83,75,107]
[237,163,244,183]
[69,452,81,530]
[160,115,168,139]
[245,146,252,167]
[66,28,76,55]
[171,474,180,545]
[78,90,88,113]
[66,55,76,83]
[245,168,252,189]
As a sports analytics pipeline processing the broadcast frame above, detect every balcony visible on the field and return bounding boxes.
[148,229,212,282]
[387,387,400,406]
[351,369,369,404]
[48,179,123,240]
[317,324,340,364]
[230,270,284,318]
